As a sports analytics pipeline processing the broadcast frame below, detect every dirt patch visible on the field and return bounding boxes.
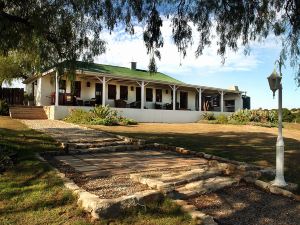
[188,183,300,225]
[45,155,149,199]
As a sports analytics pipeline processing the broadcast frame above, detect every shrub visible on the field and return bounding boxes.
[64,105,137,126]
[64,109,92,124]
[202,112,215,120]
[0,100,9,116]
[216,114,228,124]
[119,118,138,125]
[91,105,116,118]
[282,108,295,122]
[267,110,278,123]
[294,112,300,123]
[228,109,251,123]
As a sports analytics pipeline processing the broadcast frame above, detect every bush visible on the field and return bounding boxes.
[0,100,9,116]
[64,105,137,126]
[216,114,228,124]
[202,112,215,120]
[228,109,251,123]
[282,108,295,122]
[228,109,278,124]
[64,109,93,124]
[294,112,300,123]
[119,118,138,125]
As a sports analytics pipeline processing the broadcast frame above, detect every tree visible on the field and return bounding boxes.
[0,1,299,84]
[0,51,39,86]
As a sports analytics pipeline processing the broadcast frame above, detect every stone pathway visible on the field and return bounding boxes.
[22,120,116,143]
[23,119,238,200]
[21,120,299,224]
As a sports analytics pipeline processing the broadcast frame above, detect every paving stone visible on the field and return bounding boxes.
[75,166,100,172]
[54,155,77,161]
[175,176,238,199]
[161,168,221,185]
[83,170,112,178]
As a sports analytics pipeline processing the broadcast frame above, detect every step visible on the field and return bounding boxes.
[173,176,238,199]
[68,144,141,153]
[69,140,130,149]
[10,106,48,119]
[66,137,121,144]
[160,168,222,186]
[10,112,47,115]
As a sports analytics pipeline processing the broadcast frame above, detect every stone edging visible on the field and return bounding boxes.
[35,153,163,219]
[173,199,217,225]
[242,177,300,201]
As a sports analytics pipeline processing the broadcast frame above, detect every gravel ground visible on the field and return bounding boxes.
[21,119,114,142]
[21,119,80,130]
[189,183,300,225]
[45,155,149,199]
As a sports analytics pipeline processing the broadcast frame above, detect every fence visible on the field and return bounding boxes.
[0,87,24,105]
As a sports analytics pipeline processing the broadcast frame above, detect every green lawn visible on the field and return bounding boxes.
[89,123,300,194]
[0,117,193,225]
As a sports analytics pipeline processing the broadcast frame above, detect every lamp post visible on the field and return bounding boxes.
[267,60,287,187]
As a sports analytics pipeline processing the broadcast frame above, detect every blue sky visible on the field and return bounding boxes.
[94,20,299,109]
[6,19,299,109]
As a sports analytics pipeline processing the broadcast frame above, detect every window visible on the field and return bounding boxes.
[225,100,235,112]
[156,89,162,102]
[212,95,220,107]
[74,81,81,97]
[120,85,128,100]
[108,84,116,100]
[146,88,153,102]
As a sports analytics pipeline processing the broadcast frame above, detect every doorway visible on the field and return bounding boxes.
[180,91,188,109]
[95,83,103,104]
[136,86,141,101]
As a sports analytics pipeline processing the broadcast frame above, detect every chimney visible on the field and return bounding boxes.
[228,85,239,91]
[131,62,137,70]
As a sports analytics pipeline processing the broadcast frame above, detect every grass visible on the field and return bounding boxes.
[0,117,193,225]
[89,122,300,194]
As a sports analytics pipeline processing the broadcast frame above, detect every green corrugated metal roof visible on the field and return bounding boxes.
[74,61,184,84]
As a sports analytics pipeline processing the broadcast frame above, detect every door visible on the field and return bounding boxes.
[74,81,81,98]
[136,86,141,101]
[180,91,188,109]
[95,83,102,104]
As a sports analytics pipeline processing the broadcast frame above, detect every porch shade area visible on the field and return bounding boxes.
[49,73,241,113]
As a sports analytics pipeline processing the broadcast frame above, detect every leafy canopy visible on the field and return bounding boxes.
[0,0,299,85]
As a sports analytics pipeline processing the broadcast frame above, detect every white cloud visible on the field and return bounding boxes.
[95,19,280,78]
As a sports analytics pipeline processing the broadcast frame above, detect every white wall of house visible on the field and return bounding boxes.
[45,105,232,122]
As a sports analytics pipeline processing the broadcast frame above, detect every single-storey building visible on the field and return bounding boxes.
[23,61,249,122]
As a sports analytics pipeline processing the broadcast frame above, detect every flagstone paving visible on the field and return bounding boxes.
[54,150,209,178]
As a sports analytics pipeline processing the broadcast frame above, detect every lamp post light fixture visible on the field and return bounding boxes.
[267,62,287,187]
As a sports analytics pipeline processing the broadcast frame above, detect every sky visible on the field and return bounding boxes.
[5,19,299,109]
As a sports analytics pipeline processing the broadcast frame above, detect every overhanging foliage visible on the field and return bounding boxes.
[0,0,299,85]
